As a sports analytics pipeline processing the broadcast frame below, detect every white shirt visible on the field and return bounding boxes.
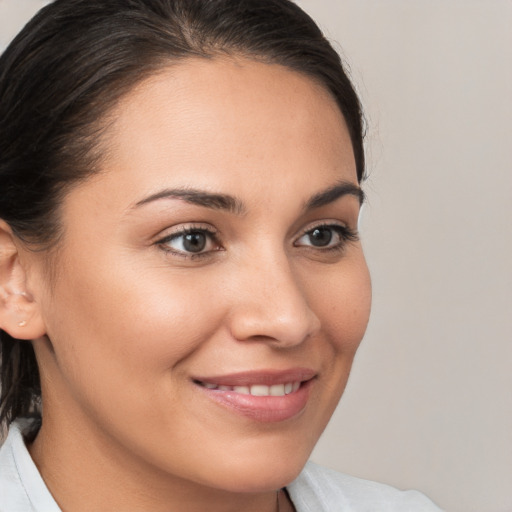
[0,421,443,511]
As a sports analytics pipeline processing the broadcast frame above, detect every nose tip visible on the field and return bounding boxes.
[230,306,321,347]
[228,265,321,347]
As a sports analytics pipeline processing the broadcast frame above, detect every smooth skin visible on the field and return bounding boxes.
[1,58,371,512]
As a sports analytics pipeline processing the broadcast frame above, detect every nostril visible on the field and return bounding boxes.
[226,260,320,345]
[229,304,320,347]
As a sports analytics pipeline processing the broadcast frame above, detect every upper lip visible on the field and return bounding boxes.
[192,368,317,387]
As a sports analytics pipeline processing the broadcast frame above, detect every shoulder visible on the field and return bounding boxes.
[0,420,59,512]
[287,461,443,512]
[0,422,32,511]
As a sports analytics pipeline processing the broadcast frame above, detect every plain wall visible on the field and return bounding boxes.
[295,2,512,512]
[1,1,511,511]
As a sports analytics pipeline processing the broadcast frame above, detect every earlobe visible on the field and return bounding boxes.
[0,220,46,340]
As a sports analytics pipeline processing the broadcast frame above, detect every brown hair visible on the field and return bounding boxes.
[0,0,365,428]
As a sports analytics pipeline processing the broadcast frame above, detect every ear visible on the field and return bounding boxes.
[0,220,46,340]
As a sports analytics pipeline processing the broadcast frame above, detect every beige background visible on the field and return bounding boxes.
[1,1,511,511]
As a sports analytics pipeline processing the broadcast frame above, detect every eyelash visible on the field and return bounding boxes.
[294,223,359,253]
[156,222,358,259]
[156,225,221,259]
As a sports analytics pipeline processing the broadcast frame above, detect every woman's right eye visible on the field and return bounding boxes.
[157,228,221,257]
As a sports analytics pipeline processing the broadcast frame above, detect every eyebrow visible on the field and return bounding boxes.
[133,180,364,214]
[133,188,245,214]
[305,181,365,209]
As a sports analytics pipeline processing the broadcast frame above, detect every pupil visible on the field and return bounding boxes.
[184,232,206,252]
[310,227,332,247]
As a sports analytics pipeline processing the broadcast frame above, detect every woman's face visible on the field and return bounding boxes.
[30,58,371,493]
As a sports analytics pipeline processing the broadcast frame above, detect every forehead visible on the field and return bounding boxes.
[81,57,357,211]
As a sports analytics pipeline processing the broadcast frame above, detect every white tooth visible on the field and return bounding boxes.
[233,386,250,395]
[203,382,217,389]
[284,382,293,394]
[218,385,231,391]
[292,381,301,392]
[250,385,270,396]
[270,384,286,396]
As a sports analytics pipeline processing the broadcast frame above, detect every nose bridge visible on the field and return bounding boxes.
[228,249,320,346]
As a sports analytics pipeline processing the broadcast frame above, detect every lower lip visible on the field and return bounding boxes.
[195,380,313,423]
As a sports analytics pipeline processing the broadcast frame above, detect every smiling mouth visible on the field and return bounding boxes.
[190,368,316,422]
[192,372,315,422]
[195,381,302,396]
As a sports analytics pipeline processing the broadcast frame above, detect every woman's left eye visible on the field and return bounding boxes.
[295,224,358,250]
[157,228,220,256]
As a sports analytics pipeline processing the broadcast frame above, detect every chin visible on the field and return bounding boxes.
[211,461,306,494]
[195,438,314,494]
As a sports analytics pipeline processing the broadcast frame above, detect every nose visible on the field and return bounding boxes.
[227,254,321,347]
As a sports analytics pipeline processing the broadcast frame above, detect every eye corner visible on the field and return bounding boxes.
[294,222,359,252]
[154,223,223,260]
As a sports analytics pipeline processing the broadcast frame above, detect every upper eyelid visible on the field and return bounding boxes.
[153,220,355,245]
[296,220,352,237]
[155,223,218,240]
[155,226,221,259]
[294,222,359,246]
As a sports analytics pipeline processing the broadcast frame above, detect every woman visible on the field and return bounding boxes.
[0,1,442,510]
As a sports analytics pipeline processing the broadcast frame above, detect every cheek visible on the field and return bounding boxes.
[289,254,372,441]
[42,257,227,411]
[309,255,372,356]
